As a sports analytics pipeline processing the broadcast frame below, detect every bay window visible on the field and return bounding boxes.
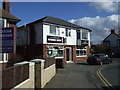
[82,30,88,40]
[76,48,87,57]
[77,30,89,40]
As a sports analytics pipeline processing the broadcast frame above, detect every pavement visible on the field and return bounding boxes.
[44,62,103,88]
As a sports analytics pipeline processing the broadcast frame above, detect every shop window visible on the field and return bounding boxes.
[47,50,53,57]
[47,46,64,57]
[76,48,87,57]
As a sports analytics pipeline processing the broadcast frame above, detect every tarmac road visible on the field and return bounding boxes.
[100,58,120,88]
[44,62,103,88]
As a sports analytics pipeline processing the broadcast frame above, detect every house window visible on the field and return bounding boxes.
[47,46,64,57]
[50,25,60,35]
[76,48,87,57]
[105,41,110,47]
[0,18,4,27]
[77,31,81,39]
[66,28,71,37]
[56,27,60,35]
[118,39,120,47]
[82,30,88,40]
[50,25,56,35]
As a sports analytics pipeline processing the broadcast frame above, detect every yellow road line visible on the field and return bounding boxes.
[97,66,112,87]
[97,69,109,87]
[99,68,112,86]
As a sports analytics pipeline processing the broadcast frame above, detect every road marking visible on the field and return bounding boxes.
[97,66,112,87]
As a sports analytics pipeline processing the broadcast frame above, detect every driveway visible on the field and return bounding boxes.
[44,62,103,88]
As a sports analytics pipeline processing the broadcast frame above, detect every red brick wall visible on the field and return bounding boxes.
[16,44,91,64]
[2,63,29,89]
[0,63,8,70]
[76,57,88,62]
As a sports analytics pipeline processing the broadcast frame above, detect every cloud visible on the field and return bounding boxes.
[69,14,118,44]
[89,0,118,13]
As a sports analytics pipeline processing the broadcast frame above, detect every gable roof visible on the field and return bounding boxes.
[19,16,92,31]
[103,32,120,42]
[0,8,21,22]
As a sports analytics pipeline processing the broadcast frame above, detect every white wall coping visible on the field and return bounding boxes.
[45,64,55,71]
[29,61,35,66]
[12,79,30,89]
[31,59,45,63]
[14,61,29,66]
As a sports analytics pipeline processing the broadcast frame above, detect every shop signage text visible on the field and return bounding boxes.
[0,27,14,53]
[47,36,64,43]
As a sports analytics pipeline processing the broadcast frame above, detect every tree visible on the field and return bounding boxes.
[92,44,107,53]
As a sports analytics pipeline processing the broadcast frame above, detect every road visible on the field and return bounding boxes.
[44,62,103,88]
[100,58,120,88]
[44,58,120,88]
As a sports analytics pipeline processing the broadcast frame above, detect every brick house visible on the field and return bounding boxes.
[103,29,120,58]
[0,1,21,69]
[17,16,92,64]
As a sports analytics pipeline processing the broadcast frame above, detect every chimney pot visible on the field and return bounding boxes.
[111,29,115,34]
[3,0,10,12]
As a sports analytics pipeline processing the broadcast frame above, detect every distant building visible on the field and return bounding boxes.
[17,16,92,63]
[0,0,21,69]
[103,29,120,58]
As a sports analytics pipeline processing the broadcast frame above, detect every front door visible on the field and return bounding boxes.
[66,48,73,63]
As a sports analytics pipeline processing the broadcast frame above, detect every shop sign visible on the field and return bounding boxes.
[47,36,64,43]
[0,27,14,53]
[81,40,88,46]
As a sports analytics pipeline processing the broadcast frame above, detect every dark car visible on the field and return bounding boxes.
[87,54,112,65]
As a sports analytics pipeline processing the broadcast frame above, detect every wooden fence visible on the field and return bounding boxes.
[2,63,29,89]
[44,57,55,69]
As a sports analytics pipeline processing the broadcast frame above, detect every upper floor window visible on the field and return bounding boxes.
[50,25,56,35]
[104,41,110,47]
[77,31,80,39]
[66,28,71,37]
[50,25,59,35]
[117,39,120,47]
[0,18,4,27]
[82,30,88,40]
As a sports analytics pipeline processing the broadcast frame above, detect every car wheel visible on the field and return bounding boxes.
[100,62,103,65]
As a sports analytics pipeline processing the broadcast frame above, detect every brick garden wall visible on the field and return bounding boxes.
[2,63,29,89]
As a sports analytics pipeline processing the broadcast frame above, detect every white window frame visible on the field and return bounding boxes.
[76,48,87,57]
[49,25,60,35]
[0,18,8,63]
[66,28,71,37]
[81,29,88,40]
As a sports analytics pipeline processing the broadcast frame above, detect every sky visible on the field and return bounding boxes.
[1,0,119,44]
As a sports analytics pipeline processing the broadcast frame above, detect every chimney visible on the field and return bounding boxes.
[111,29,115,34]
[3,0,10,12]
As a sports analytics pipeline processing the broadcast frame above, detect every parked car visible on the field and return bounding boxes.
[87,53,112,65]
